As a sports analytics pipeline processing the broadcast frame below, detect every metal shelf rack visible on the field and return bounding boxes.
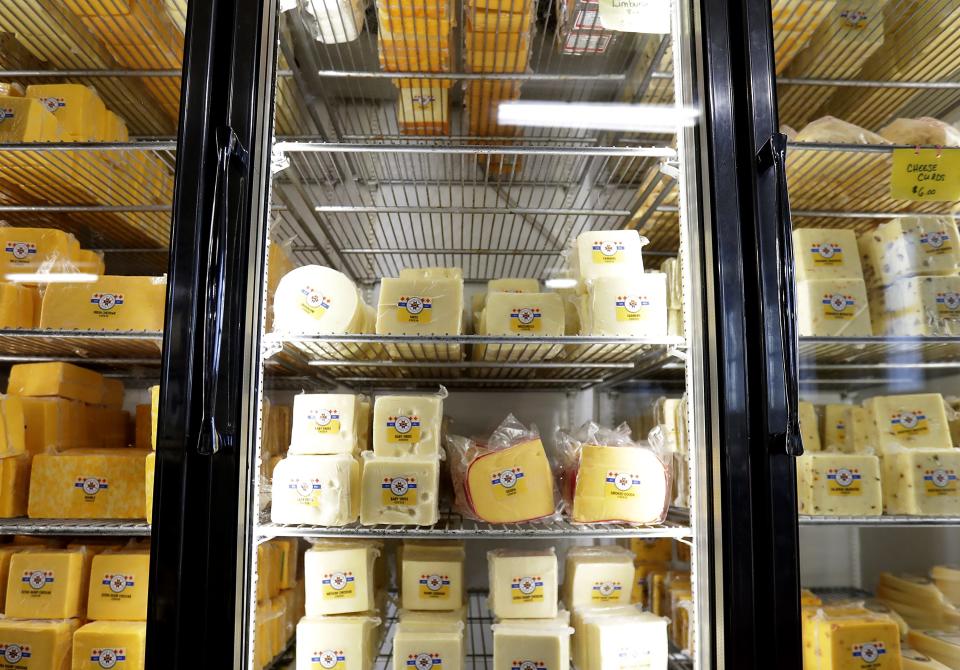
[797,336,960,384]
[799,515,960,527]
[0,518,150,537]
[0,329,162,373]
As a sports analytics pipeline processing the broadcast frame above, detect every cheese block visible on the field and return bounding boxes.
[304,541,378,616]
[73,249,105,276]
[375,277,464,358]
[0,282,38,328]
[796,452,882,516]
[144,451,154,524]
[882,276,960,336]
[22,397,88,454]
[39,275,166,332]
[488,278,540,293]
[0,396,25,458]
[492,622,572,670]
[9,362,103,406]
[823,404,851,449]
[0,545,43,612]
[400,544,465,610]
[800,589,823,608]
[149,386,159,450]
[289,393,363,455]
[272,265,363,335]
[798,401,821,452]
[570,444,670,524]
[357,397,370,451]
[630,538,672,564]
[463,438,555,523]
[86,407,130,449]
[571,605,637,670]
[474,292,564,361]
[882,449,960,516]
[275,538,299,591]
[845,406,877,453]
[399,267,463,281]
[5,548,85,618]
[372,394,443,457]
[397,85,449,135]
[398,605,468,629]
[901,646,953,670]
[796,278,872,336]
[868,394,953,451]
[270,454,360,526]
[487,548,558,619]
[392,621,464,670]
[809,609,902,670]
[562,546,635,609]
[793,228,864,281]
[28,448,150,519]
[87,550,150,621]
[580,274,668,337]
[134,405,150,450]
[0,455,31,518]
[908,631,960,669]
[25,84,107,142]
[296,615,381,670]
[581,609,668,670]
[100,380,124,410]
[359,453,440,526]
[0,618,79,670]
[932,565,960,607]
[0,95,63,142]
[573,230,649,284]
[0,228,81,280]
[72,621,146,670]
[861,218,960,285]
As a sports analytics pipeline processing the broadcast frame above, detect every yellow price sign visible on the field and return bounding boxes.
[890,148,960,202]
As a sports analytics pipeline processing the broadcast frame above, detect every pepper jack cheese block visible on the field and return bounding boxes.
[823,404,851,449]
[144,452,154,525]
[392,621,464,670]
[28,448,150,519]
[270,454,360,526]
[39,276,166,332]
[562,546,635,610]
[793,228,864,281]
[289,393,363,455]
[72,621,146,670]
[295,615,381,670]
[0,282,38,328]
[907,630,960,669]
[861,217,960,286]
[796,278,872,336]
[845,406,878,453]
[400,544,465,611]
[868,394,953,452]
[0,95,63,142]
[474,292,564,361]
[492,622,572,670]
[25,84,107,142]
[0,455,31,518]
[463,438,555,523]
[359,453,440,526]
[798,401,821,452]
[901,645,953,670]
[571,444,670,524]
[579,274,668,337]
[304,541,378,616]
[882,449,960,516]
[87,550,150,621]
[5,548,85,618]
[8,362,104,406]
[376,277,464,359]
[0,618,79,670]
[372,394,443,457]
[580,609,669,670]
[272,265,365,335]
[796,452,882,516]
[487,549,558,619]
[574,230,649,284]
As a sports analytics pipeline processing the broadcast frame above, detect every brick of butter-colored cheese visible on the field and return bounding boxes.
[270,454,360,526]
[72,620,146,670]
[796,278,872,336]
[882,448,960,516]
[868,393,953,452]
[0,228,80,279]
[149,386,159,450]
[475,292,564,361]
[0,455,32,518]
[8,362,104,406]
[0,544,42,612]
[579,609,668,670]
[87,550,150,621]
[901,645,953,669]
[845,406,877,453]
[74,249,105,276]
[5,548,85,618]
[579,274,668,337]
[372,394,443,458]
[376,277,464,359]
[400,544,465,611]
[289,393,363,455]
[907,630,960,669]
[823,404,851,449]
[393,621,464,670]
[24,85,106,142]
[28,448,149,519]
[562,546,635,610]
[861,217,960,286]
[86,407,130,449]
[134,405,150,450]
[811,609,902,670]
[0,95,63,143]
[304,541,379,616]
[798,401,821,452]
[0,618,79,670]
[571,444,670,524]
[39,276,166,332]
[492,621,572,670]
[488,278,540,293]
[488,548,558,619]
[0,282,38,328]
[0,396,25,458]
[360,453,439,526]
[295,614,381,670]
[144,452,154,525]
[574,230,648,283]
[796,452,882,516]
[793,228,864,281]
[100,380,124,410]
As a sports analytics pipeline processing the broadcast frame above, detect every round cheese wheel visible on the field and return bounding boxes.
[272,265,362,335]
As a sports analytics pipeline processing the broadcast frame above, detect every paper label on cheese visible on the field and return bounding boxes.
[490,467,525,499]
[381,476,418,505]
[592,240,626,264]
[308,409,341,435]
[590,580,624,603]
[920,229,956,256]
[509,307,542,332]
[397,296,432,324]
[850,640,888,666]
[288,478,323,507]
[100,573,136,599]
[418,574,451,600]
[0,642,32,666]
[4,242,37,264]
[386,416,421,444]
[321,572,356,599]
[827,468,862,496]
[809,243,845,267]
[90,648,125,667]
[890,148,960,202]
[889,410,929,436]
[406,652,444,669]
[615,295,649,321]
[510,576,545,603]
[617,645,653,669]
[310,650,347,669]
[75,476,109,502]
[605,471,642,499]
[936,292,960,316]
[20,569,54,597]
[511,660,547,670]
[299,286,332,320]
[924,468,959,496]
[822,293,858,320]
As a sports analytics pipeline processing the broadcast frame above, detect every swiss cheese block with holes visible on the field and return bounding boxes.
[296,615,380,670]
[393,621,464,670]
[487,549,558,619]
[39,276,166,332]
[304,541,378,616]
[272,265,363,335]
[464,438,555,523]
[25,84,107,142]
[571,444,670,524]
[270,454,360,526]
[867,393,953,452]
[8,362,104,406]
[0,618,79,670]
[289,393,362,455]
[796,452,882,517]
[71,621,146,670]
[796,278,872,336]
[863,217,960,285]
[574,230,648,284]
[792,228,863,281]
[400,544,465,611]
[359,453,439,526]
[27,448,149,519]
[5,548,85,619]
[580,274,668,337]
[0,282,38,328]
[562,546,635,610]
[0,95,63,142]
[492,622,572,670]
[21,397,89,453]
[798,401,821,452]
[882,449,960,516]
[372,394,443,457]
[823,403,852,449]
[87,550,150,621]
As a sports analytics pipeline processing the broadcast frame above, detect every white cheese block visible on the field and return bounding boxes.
[273,265,364,334]
[296,615,380,670]
[580,274,668,337]
[868,393,953,452]
[881,276,960,336]
[488,278,540,293]
[400,545,465,611]
[376,277,464,359]
[796,278,872,336]
[372,394,443,457]
[799,401,822,452]
[399,267,463,281]
[882,448,960,516]
[492,623,573,670]
[571,605,640,670]
[860,217,960,285]
[796,452,882,516]
[562,545,635,610]
[270,454,360,526]
[574,230,649,284]
[487,548,558,619]
[392,621,465,670]
[793,228,864,281]
[474,292,564,361]
[289,393,363,455]
[845,406,878,453]
[580,609,669,670]
[304,541,379,616]
[359,452,440,526]
[823,403,852,449]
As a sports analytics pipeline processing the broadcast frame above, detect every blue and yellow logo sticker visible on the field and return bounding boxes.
[511,576,544,603]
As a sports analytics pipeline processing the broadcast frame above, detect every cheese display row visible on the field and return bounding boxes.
[789,115,960,148]
[254,537,306,669]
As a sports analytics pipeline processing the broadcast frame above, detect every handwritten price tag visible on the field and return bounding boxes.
[890,148,960,202]
[598,0,671,33]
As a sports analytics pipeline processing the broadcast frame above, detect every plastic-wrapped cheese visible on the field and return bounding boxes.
[272,265,364,334]
[867,393,953,452]
[860,217,960,286]
[796,452,882,516]
[796,278,872,336]
[488,277,540,293]
[823,403,851,449]
[376,276,464,359]
[296,615,381,670]
[270,454,360,526]
[5,548,86,618]
[0,227,79,278]
[845,406,877,453]
[399,267,463,281]
[570,444,670,524]
[304,541,379,616]
[798,401,821,452]
[400,544,465,610]
[393,621,465,670]
[878,117,960,147]
[0,96,63,142]
[0,618,77,670]
[882,448,960,516]
[463,438,556,523]
[580,274,668,337]
[25,84,107,141]
[0,282,37,328]
[574,230,649,283]
[579,609,668,670]
[359,452,440,526]
[794,116,891,145]
[372,393,443,457]
[882,276,960,336]
[806,608,901,670]
[562,546,635,609]
[488,548,558,619]
[793,228,863,281]
[492,622,572,670]
[474,292,564,361]
[288,393,364,455]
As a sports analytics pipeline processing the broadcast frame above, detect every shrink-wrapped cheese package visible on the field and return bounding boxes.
[573,230,649,284]
[882,448,960,516]
[359,452,440,526]
[795,452,882,516]
[393,621,465,670]
[867,393,953,452]
[562,545,635,609]
[793,228,864,281]
[0,282,38,328]
[72,621,146,670]
[799,401,821,452]
[794,116,891,145]
[878,117,960,147]
[0,95,63,142]
[859,217,960,286]
[488,548,558,619]
[5,548,86,618]
[0,227,78,278]
[24,84,108,141]
[577,608,669,670]
[804,607,901,670]
[289,393,365,455]
[296,615,381,670]
[823,403,851,449]
[270,454,360,526]
[304,541,379,616]
[372,392,444,457]
[0,618,78,670]
[376,276,464,359]
[272,265,365,335]
[845,406,878,453]
[400,543,465,611]
[474,291,565,361]
[87,549,150,621]
[878,276,960,336]
[796,278,872,336]
[579,273,668,337]
[492,622,572,670]
[39,276,166,331]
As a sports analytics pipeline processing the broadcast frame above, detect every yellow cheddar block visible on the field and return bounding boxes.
[463,438,555,523]
[40,276,166,332]
[149,386,159,450]
[28,448,150,519]
[0,545,42,612]
[563,546,635,610]
[100,111,128,142]
[8,362,104,406]
[6,548,85,618]
[0,228,79,279]
[100,380,124,410]
[134,405,150,450]
[72,621,146,670]
[0,455,32,518]
[25,85,107,142]
[488,548,558,619]
[0,282,38,328]
[74,250,106,276]
[87,550,150,621]
[397,85,450,135]
[630,538,672,564]
[144,451,154,525]
[0,96,63,143]
[0,618,79,670]
[800,589,822,608]
[22,397,90,454]
[0,396,25,458]
[571,444,670,524]
[400,544,465,610]
[85,407,130,449]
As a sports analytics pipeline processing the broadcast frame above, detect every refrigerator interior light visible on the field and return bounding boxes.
[497,101,699,132]
[4,272,99,283]
[544,278,578,289]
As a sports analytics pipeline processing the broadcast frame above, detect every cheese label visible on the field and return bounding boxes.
[605,471,642,499]
[90,648,125,667]
[101,573,135,598]
[299,286,331,320]
[510,576,544,603]
[90,293,124,317]
[311,650,346,669]
[386,415,421,444]
[850,640,886,666]
[288,478,322,506]
[75,477,109,501]
[590,579,624,602]
[381,476,418,505]
[924,468,959,496]
[20,569,54,596]
[0,108,15,121]
[397,296,433,324]
[810,243,844,266]
[936,292,960,315]
[592,240,625,264]
[839,9,868,28]
[0,643,31,666]
[509,307,542,332]
[321,572,356,599]
[38,97,65,113]
[890,148,960,202]
[617,645,652,669]
[4,242,36,264]
[418,574,451,600]
[308,409,340,435]
[510,661,546,670]
[615,295,649,322]
[822,293,857,320]
[406,652,443,669]
[920,230,955,256]
[490,467,525,499]
[826,467,862,496]
[889,410,929,436]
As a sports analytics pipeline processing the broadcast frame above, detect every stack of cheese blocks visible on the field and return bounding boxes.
[258,398,292,512]
[793,227,873,337]
[569,229,669,338]
[271,265,375,346]
[796,391,960,517]
[653,394,690,510]
[392,540,467,668]
[630,538,694,656]
[661,256,685,337]
[253,538,305,669]
[296,540,386,669]
[472,277,566,362]
[0,541,153,670]
[859,217,960,337]
[801,594,905,670]
[376,267,464,360]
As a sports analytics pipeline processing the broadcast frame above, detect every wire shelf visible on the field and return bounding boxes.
[0,329,163,372]
[0,518,150,536]
[799,514,960,527]
[799,336,960,368]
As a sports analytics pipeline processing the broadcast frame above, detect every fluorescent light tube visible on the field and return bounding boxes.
[5,272,99,283]
[497,102,698,132]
